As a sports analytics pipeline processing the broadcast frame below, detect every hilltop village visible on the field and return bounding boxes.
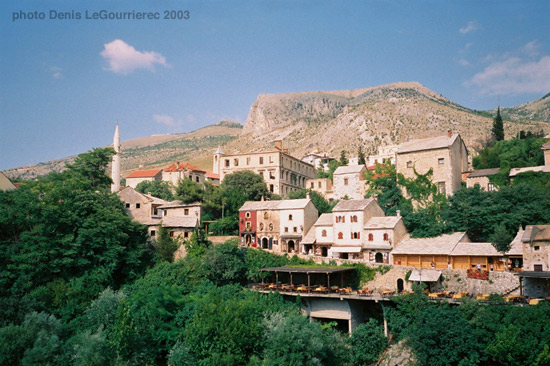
[114,123,550,300]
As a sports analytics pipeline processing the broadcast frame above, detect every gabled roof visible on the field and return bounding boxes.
[364,216,402,229]
[301,227,317,245]
[396,133,460,154]
[314,213,334,226]
[451,242,507,257]
[522,225,550,242]
[507,227,525,256]
[118,186,168,205]
[542,142,550,150]
[509,166,550,177]
[206,172,220,179]
[467,168,501,178]
[126,169,162,178]
[158,201,201,209]
[239,198,312,211]
[164,162,206,173]
[0,171,16,191]
[333,198,376,212]
[215,146,224,155]
[391,232,468,255]
[333,165,366,175]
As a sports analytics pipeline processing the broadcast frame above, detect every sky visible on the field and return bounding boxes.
[1,0,550,170]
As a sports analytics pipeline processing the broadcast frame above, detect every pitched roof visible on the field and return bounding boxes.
[506,227,524,256]
[142,216,199,228]
[206,172,220,179]
[164,162,206,173]
[542,142,550,150]
[451,242,507,256]
[118,186,168,205]
[391,232,467,255]
[314,213,334,226]
[239,198,312,211]
[396,133,459,154]
[365,216,402,229]
[467,168,501,178]
[509,165,550,177]
[158,200,201,209]
[522,225,550,242]
[0,171,16,191]
[126,169,162,178]
[333,165,366,175]
[333,198,376,212]
[215,146,224,154]
[301,227,317,245]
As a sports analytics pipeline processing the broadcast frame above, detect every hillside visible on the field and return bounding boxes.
[227,82,548,157]
[4,82,549,180]
[4,121,242,181]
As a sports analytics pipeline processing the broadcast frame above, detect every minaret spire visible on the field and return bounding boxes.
[111,123,121,193]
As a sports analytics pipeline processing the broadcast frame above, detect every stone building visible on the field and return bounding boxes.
[213,141,316,196]
[301,152,334,172]
[118,186,167,222]
[332,164,367,200]
[509,142,550,179]
[0,171,16,191]
[465,168,500,191]
[518,225,550,298]
[363,213,407,264]
[238,197,318,253]
[162,162,206,186]
[395,130,469,196]
[305,178,334,201]
[368,144,398,165]
[125,169,163,189]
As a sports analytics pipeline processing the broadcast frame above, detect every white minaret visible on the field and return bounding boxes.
[111,124,121,193]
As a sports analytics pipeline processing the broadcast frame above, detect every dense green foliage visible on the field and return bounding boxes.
[492,107,504,142]
[288,189,337,214]
[135,180,175,201]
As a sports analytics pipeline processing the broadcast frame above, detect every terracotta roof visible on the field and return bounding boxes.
[164,162,206,173]
[467,168,501,178]
[158,201,201,209]
[334,165,366,175]
[542,142,550,150]
[314,213,334,226]
[391,232,468,255]
[365,216,402,229]
[397,133,459,154]
[333,198,377,212]
[126,169,162,178]
[206,172,220,179]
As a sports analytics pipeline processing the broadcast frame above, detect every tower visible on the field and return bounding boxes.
[111,124,121,193]
[213,146,224,175]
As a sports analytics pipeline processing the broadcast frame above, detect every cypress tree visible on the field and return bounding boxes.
[492,107,504,142]
[357,146,366,165]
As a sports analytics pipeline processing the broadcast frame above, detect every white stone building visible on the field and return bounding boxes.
[125,169,163,189]
[332,165,367,200]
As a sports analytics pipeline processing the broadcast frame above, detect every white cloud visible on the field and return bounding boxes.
[153,114,195,127]
[467,54,550,95]
[50,66,63,78]
[459,20,480,35]
[101,39,167,74]
[521,40,541,58]
[458,59,470,67]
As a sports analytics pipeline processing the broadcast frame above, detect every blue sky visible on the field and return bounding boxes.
[1,0,549,170]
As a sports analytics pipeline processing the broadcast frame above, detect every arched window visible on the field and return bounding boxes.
[352,232,360,239]
[264,212,269,219]
[245,212,251,218]
[383,233,389,241]
[352,215,358,223]
[322,230,327,237]
[289,214,293,221]
[368,233,374,241]
[342,216,346,223]
[259,223,264,230]
[338,232,343,240]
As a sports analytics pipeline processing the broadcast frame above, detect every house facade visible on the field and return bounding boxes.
[162,162,206,186]
[305,178,334,201]
[395,131,469,196]
[213,142,316,196]
[363,213,407,264]
[465,168,500,191]
[238,197,318,253]
[125,169,162,189]
[332,165,367,200]
[519,225,550,298]
[302,152,334,172]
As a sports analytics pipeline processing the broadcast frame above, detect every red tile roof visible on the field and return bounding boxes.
[126,169,162,178]
[164,162,206,173]
[206,172,220,179]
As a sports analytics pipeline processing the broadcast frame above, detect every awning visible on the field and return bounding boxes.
[330,246,362,253]
[408,269,441,282]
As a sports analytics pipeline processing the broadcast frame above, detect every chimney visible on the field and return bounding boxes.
[274,140,283,151]
[306,192,310,200]
[447,129,452,138]
[396,210,401,218]
[261,195,265,201]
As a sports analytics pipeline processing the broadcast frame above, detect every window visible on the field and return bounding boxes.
[184,231,189,238]
[338,232,343,239]
[344,178,349,186]
[259,223,264,230]
[293,227,297,233]
[351,215,358,223]
[269,223,273,231]
[438,158,444,165]
[259,156,264,164]
[184,209,189,215]
[352,232,360,239]
[269,184,274,193]
[488,183,495,191]
[285,227,289,233]
[246,222,251,229]
[289,214,293,221]
[150,230,156,237]
[269,171,275,179]
[407,161,413,168]
[169,231,174,238]
[368,233,374,241]
[311,182,314,188]
[245,212,251,218]
[318,181,322,188]
[233,158,239,166]
[225,159,230,167]
[438,182,446,195]
[269,156,274,163]
[264,212,269,219]
[196,176,199,183]
[383,233,389,241]
[136,203,141,209]
[534,264,543,272]
[125,203,130,208]
[534,246,540,251]
[322,230,327,237]
[246,157,251,165]
[342,216,345,223]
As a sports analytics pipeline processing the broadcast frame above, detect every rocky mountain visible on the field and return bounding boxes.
[4,82,549,181]
[228,82,548,157]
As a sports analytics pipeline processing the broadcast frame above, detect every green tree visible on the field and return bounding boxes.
[357,146,366,165]
[135,180,174,201]
[288,189,336,214]
[155,225,181,263]
[339,150,348,165]
[348,318,387,365]
[175,178,204,204]
[185,229,212,258]
[364,162,404,215]
[492,107,504,142]
[491,224,514,254]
